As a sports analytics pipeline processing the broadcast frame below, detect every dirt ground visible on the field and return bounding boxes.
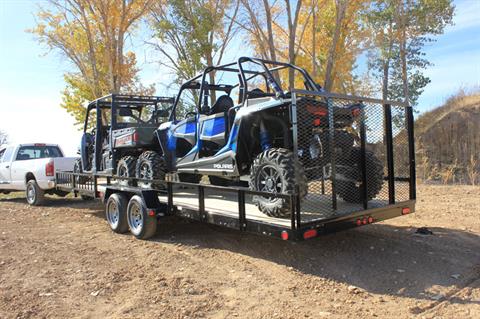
[0,184,479,319]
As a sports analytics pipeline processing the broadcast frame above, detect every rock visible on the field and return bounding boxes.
[451,274,461,279]
[430,293,445,301]
[318,311,332,317]
[90,290,101,297]
[396,269,406,273]
[39,292,54,297]
[348,285,361,294]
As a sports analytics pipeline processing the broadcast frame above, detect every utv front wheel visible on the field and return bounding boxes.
[117,156,137,186]
[249,148,307,218]
[136,151,166,189]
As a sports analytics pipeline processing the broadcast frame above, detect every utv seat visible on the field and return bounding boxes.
[210,95,234,115]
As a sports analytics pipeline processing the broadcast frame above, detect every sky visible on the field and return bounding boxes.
[0,0,479,156]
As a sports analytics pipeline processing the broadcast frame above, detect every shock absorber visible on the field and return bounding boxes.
[259,120,272,151]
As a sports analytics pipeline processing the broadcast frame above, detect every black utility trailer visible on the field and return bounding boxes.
[56,91,416,241]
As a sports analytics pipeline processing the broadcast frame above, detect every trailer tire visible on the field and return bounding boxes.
[106,193,129,233]
[117,156,137,186]
[250,148,307,218]
[136,151,166,189]
[127,195,157,240]
[26,180,45,206]
[336,148,384,203]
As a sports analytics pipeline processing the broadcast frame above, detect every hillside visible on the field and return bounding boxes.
[415,91,480,184]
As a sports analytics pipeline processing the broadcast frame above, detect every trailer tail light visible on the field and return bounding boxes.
[132,132,139,143]
[303,229,317,239]
[281,231,289,240]
[45,160,54,176]
[402,207,411,215]
[355,216,374,226]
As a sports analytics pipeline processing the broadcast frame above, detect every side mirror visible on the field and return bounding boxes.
[118,108,133,117]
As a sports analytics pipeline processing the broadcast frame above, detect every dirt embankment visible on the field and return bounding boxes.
[0,184,479,319]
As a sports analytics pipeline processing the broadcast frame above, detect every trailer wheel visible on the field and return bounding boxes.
[336,148,384,203]
[250,148,307,218]
[127,195,157,239]
[136,151,166,189]
[106,193,129,233]
[26,180,45,206]
[117,156,137,186]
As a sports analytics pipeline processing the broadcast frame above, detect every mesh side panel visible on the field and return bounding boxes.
[391,105,411,202]
[293,93,412,222]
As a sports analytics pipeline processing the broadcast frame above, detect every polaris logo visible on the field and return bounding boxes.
[213,163,233,169]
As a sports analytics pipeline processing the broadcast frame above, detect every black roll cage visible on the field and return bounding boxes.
[169,57,320,122]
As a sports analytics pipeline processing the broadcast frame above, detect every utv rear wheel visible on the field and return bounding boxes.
[117,156,137,186]
[250,148,307,218]
[136,151,166,189]
[26,180,45,206]
[336,148,384,203]
[73,158,88,184]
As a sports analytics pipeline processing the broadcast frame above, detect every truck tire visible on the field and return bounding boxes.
[178,173,202,184]
[336,148,384,203]
[106,193,129,233]
[117,156,137,186]
[136,151,166,189]
[250,148,307,218]
[126,195,157,240]
[26,179,45,206]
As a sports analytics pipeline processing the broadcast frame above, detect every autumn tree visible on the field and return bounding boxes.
[30,0,155,125]
[149,0,240,104]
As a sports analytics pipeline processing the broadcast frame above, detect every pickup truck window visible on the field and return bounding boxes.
[15,146,63,161]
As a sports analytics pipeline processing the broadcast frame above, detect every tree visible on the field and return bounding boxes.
[30,0,155,125]
[367,0,454,106]
[0,130,8,145]
[149,0,240,104]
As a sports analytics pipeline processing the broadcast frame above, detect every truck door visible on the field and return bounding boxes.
[0,146,14,186]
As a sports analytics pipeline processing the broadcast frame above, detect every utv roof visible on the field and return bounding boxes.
[86,94,175,110]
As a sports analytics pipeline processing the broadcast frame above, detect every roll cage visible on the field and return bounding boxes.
[169,57,322,122]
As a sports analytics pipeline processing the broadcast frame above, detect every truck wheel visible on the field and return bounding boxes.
[136,151,166,189]
[106,193,129,233]
[26,180,45,206]
[127,195,157,240]
[178,173,202,184]
[336,149,384,203]
[117,156,137,186]
[250,148,307,218]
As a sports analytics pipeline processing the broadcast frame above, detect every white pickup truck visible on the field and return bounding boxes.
[0,143,77,205]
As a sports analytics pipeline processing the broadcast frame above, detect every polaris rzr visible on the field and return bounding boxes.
[75,94,174,187]
[155,57,384,217]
